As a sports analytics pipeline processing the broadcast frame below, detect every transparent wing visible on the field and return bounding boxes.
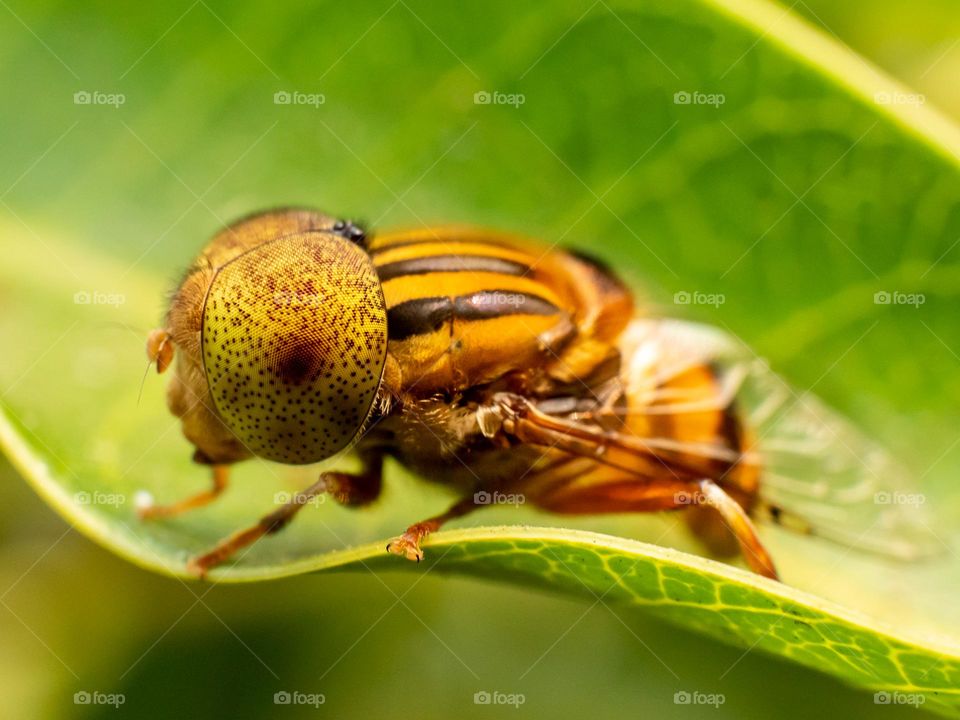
[615,318,944,560]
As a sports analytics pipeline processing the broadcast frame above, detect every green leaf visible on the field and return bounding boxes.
[3,0,960,715]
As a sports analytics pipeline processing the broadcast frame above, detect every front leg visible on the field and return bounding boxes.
[322,452,382,506]
[138,462,229,519]
[188,455,382,577]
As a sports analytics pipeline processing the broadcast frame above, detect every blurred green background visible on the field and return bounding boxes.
[2,1,959,718]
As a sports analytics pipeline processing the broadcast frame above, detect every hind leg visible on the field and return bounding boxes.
[490,394,778,579]
[527,468,777,580]
[691,479,777,579]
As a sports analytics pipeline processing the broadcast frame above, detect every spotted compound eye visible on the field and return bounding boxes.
[201,232,388,464]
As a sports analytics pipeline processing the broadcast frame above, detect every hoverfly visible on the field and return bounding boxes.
[142,207,937,579]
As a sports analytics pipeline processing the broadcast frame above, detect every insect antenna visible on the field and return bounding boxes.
[93,319,146,334]
[136,358,154,407]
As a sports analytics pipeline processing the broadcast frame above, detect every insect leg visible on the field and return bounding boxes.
[186,459,383,577]
[138,464,229,520]
[386,496,480,562]
[688,480,778,580]
[487,392,706,477]
[488,393,779,580]
[186,476,326,577]
[323,452,383,507]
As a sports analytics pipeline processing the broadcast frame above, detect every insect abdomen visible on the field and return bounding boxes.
[617,320,760,497]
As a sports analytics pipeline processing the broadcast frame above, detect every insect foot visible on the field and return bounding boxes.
[185,553,215,579]
[386,524,431,562]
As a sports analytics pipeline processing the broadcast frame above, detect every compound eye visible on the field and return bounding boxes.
[201,232,388,464]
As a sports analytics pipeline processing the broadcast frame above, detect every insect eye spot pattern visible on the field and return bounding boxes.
[201,233,388,464]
